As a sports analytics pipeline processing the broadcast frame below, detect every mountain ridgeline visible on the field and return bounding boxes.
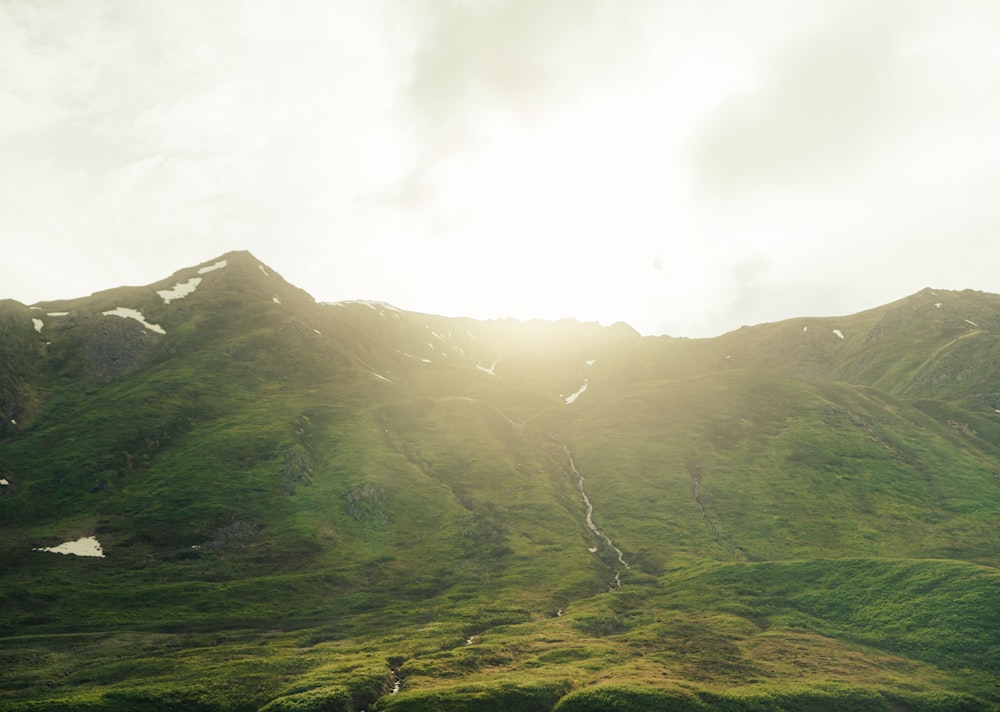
[1,251,998,711]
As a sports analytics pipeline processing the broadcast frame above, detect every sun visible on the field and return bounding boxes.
[391,94,722,335]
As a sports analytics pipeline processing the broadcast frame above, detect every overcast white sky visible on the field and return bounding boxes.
[2,1,999,337]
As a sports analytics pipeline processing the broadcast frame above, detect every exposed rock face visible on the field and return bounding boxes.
[282,446,314,493]
[0,387,19,440]
[0,301,44,436]
[199,520,256,550]
[344,482,388,524]
[83,315,157,381]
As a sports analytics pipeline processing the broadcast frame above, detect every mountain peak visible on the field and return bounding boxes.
[147,250,315,309]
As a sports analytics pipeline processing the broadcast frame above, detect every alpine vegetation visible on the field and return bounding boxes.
[1,252,998,710]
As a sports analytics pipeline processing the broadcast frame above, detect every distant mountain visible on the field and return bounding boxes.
[2,251,998,711]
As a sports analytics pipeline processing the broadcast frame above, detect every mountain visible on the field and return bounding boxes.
[1,251,998,711]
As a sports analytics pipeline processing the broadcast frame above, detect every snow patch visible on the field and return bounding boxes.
[259,264,270,276]
[197,259,227,274]
[565,381,589,404]
[32,318,43,333]
[34,536,105,558]
[476,360,498,376]
[934,303,942,308]
[803,326,808,332]
[965,319,978,327]
[102,307,165,334]
[0,478,9,486]
[586,359,597,366]
[47,311,69,316]
[312,329,322,335]
[371,371,392,383]
[272,296,282,305]
[328,299,400,312]
[157,277,202,304]
[421,358,432,363]
[832,329,844,339]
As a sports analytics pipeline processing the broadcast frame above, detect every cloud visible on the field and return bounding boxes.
[0,1,412,290]
[690,1,925,195]
[388,0,661,208]
[402,0,630,122]
[4,1,1000,337]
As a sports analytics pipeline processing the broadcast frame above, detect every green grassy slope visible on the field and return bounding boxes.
[1,253,998,710]
[537,369,1000,566]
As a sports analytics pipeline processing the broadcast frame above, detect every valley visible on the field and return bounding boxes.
[1,251,998,710]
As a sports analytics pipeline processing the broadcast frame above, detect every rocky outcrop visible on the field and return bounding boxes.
[282,445,314,493]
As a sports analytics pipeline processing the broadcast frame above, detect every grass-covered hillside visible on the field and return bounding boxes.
[1,251,998,710]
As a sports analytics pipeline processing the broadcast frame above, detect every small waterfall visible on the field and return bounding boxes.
[559,440,629,589]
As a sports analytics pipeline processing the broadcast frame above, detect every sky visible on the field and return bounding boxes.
[2,1,1000,338]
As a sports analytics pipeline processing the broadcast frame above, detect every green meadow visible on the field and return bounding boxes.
[1,254,998,709]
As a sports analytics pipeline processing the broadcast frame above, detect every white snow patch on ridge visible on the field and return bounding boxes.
[833,329,844,339]
[965,319,978,327]
[34,536,105,558]
[102,307,166,334]
[323,300,401,313]
[1,478,9,486]
[198,259,228,274]
[47,311,69,316]
[157,277,202,304]
[565,381,589,404]
[477,360,498,376]
[32,318,44,333]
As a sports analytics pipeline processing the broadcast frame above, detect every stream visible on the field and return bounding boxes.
[560,441,629,588]
[365,441,626,711]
